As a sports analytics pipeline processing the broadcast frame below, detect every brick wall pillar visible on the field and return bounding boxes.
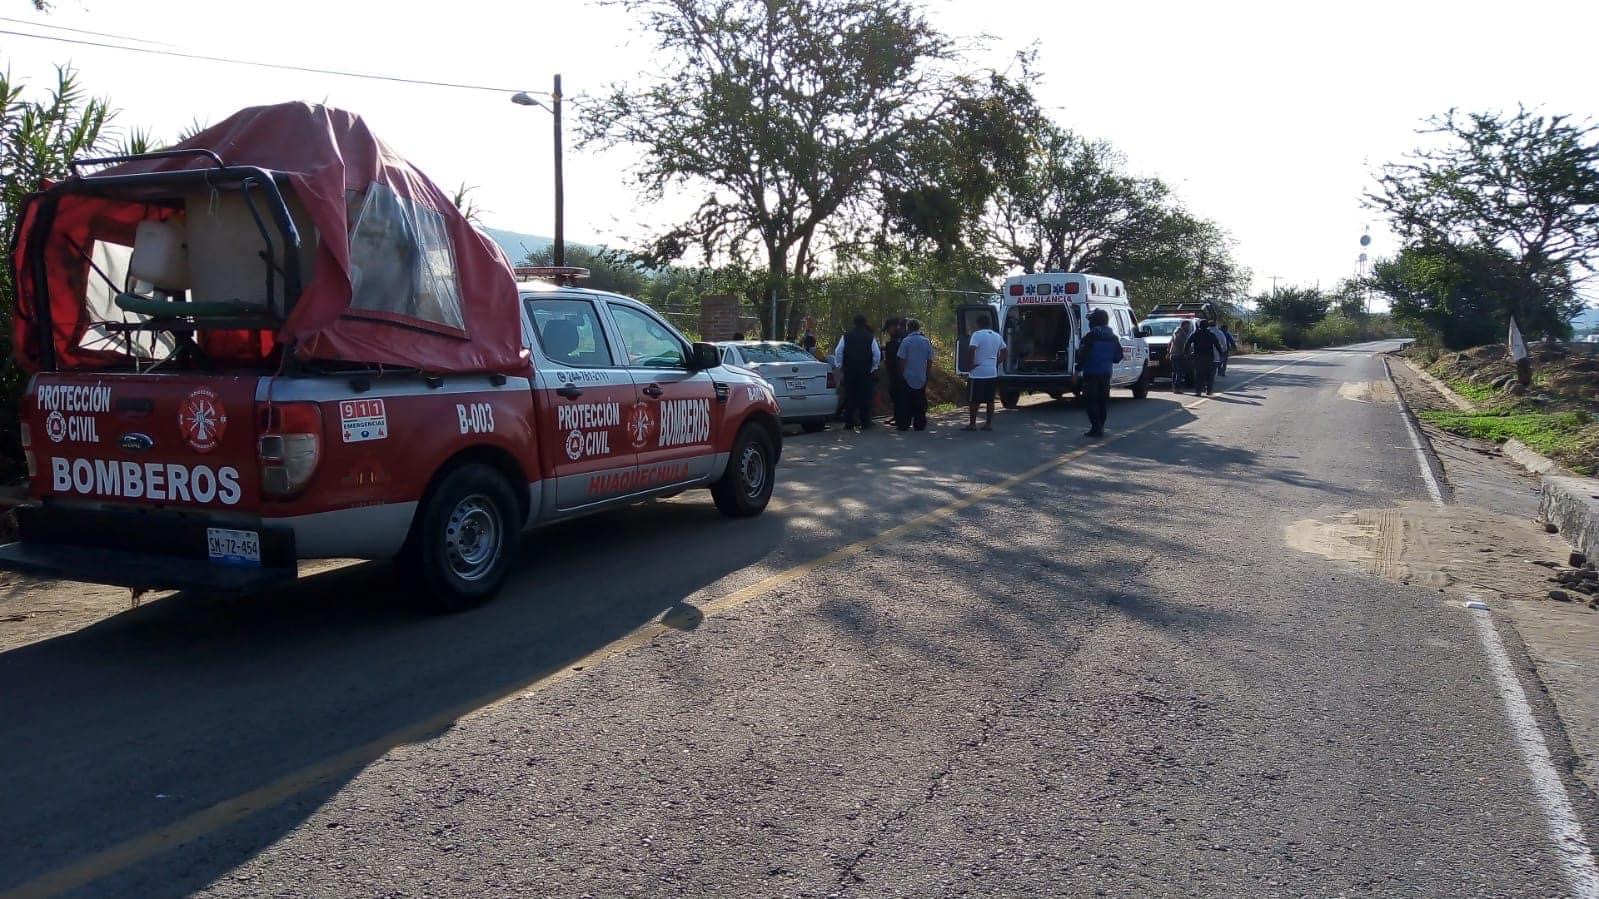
[700,294,743,341]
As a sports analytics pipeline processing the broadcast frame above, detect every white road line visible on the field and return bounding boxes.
[1387,351,1598,893]
[1383,357,1446,508]
[1469,607,1599,898]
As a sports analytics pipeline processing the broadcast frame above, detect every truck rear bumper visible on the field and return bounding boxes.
[0,503,297,593]
[0,541,297,593]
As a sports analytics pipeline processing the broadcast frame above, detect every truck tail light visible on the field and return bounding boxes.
[826,371,837,389]
[24,450,36,479]
[257,402,323,499]
[19,422,31,448]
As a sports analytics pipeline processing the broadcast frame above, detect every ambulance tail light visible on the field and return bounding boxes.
[827,371,838,389]
[257,402,323,499]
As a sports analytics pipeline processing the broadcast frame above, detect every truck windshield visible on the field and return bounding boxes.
[1141,318,1188,337]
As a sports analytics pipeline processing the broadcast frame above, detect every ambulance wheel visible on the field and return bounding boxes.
[402,463,518,613]
[1000,389,1022,409]
[1132,366,1153,399]
[712,424,776,518]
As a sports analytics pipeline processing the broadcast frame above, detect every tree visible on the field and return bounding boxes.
[1371,245,1519,350]
[1367,107,1598,339]
[521,244,653,298]
[582,0,1006,338]
[983,125,1174,275]
[1330,278,1368,319]
[1255,285,1330,330]
[1,65,117,481]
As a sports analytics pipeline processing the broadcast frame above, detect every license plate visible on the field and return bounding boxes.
[786,378,806,390]
[207,527,261,566]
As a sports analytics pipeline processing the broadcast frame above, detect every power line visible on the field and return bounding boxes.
[0,16,174,46]
[0,27,546,95]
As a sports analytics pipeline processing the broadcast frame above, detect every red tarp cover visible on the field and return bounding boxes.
[11,102,523,374]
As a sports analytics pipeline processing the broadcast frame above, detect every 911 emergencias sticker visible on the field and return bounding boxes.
[340,399,389,443]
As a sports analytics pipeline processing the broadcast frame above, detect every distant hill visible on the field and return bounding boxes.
[481,226,601,264]
[1573,305,1599,332]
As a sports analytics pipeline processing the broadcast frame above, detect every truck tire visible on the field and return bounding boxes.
[401,463,519,613]
[712,423,776,518]
[1000,389,1022,409]
[1132,365,1152,399]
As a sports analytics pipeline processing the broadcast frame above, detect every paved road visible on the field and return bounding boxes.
[2,342,1594,897]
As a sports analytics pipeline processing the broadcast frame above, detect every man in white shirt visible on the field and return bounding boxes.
[963,314,1007,431]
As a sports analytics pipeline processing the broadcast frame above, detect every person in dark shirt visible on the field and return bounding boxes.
[1187,320,1222,397]
[1075,308,1125,438]
[831,315,880,432]
[882,317,907,429]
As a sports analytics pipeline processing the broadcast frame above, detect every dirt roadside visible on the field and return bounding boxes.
[1384,358,1599,792]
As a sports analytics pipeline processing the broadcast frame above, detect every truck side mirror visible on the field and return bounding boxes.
[687,342,722,371]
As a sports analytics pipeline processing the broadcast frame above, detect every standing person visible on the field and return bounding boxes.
[1076,308,1125,438]
[963,314,1007,431]
[882,318,909,429]
[831,315,880,432]
[1187,319,1221,397]
[1217,323,1237,376]
[801,316,818,357]
[1168,318,1194,393]
[896,318,934,431]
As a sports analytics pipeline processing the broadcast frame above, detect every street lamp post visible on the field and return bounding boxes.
[511,73,564,268]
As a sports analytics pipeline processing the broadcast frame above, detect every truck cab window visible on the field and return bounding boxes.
[609,303,687,369]
[526,298,614,367]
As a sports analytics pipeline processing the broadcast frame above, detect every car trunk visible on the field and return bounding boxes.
[24,372,264,511]
[751,359,830,400]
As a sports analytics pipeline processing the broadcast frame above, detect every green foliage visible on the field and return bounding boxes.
[449,182,484,226]
[1370,244,1516,349]
[1253,285,1330,337]
[1368,107,1599,344]
[583,0,1013,338]
[0,65,117,481]
[1420,409,1597,474]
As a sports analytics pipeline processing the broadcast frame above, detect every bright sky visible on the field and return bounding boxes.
[4,0,1597,300]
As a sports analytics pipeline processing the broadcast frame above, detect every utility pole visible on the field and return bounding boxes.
[510,74,565,267]
[1270,275,1282,297]
[552,73,564,268]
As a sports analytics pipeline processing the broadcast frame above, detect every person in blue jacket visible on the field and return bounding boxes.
[1076,308,1125,438]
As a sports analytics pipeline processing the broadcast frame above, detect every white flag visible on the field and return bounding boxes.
[1509,317,1530,361]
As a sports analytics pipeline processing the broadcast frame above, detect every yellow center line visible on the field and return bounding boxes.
[1,353,1315,899]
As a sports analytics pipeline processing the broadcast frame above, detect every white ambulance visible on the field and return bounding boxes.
[955,272,1152,408]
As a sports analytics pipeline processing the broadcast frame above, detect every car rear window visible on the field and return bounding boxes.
[736,343,815,364]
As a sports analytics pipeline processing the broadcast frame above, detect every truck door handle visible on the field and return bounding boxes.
[642,384,664,398]
[556,385,583,399]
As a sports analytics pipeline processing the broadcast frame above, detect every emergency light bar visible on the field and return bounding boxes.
[515,265,591,286]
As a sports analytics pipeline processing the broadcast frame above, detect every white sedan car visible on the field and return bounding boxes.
[717,341,835,432]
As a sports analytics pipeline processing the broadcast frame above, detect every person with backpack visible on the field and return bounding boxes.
[1187,319,1221,397]
[831,315,880,432]
[1076,308,1125,438]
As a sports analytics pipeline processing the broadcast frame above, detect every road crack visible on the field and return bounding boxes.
[832,680,1047,893]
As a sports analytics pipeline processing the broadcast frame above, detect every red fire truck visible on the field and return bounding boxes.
[0,103,782,611]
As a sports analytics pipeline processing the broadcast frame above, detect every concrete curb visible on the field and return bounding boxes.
[1394,357,1476,412]
[1393,355,1599,558]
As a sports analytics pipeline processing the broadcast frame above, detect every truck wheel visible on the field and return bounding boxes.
[1000,390,1022,409]
[712,424,776,518]
[402,463,519,612]
[1132,366,1152,399]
